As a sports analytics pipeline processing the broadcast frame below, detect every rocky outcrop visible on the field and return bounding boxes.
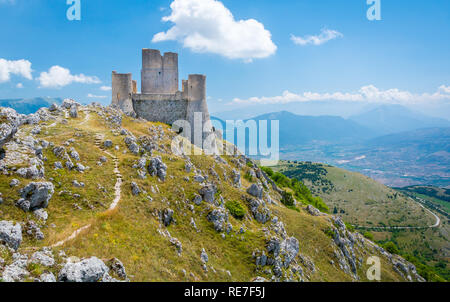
[247,184,263,199]
[58,257,109,282]
[207,208,229,232]
[0,107,22,150]
[18,182,54,211]
[199,184,217,204]
[0,221,22,251]
[148,156,167,181]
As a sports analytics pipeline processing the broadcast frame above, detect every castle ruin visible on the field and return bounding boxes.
[111,49,213,146]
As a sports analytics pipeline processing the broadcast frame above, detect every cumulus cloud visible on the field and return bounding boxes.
[291,28,343,46]
[152,0,277,62]
[38,65,100,88]
[232,85,450,105]
[100,86,112,91]
[87,93,107,99]
[0,59,33,83]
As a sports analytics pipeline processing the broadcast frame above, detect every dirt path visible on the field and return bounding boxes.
[51,133,122,248]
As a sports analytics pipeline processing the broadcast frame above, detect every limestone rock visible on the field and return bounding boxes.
[0,221,22,251]
[148,156,167,181]
[131,182,141,196]
[247,184,263,199]
[103,140,113,148]
[199,184,217,204]
[163,208,174,227]
[31,251,55,267]
[306,205,323,217]
[40,272,56,282]
[108,258,127,280]
[58,257,109,282]
[200,249,209,263]
[69,105,78,118]
[19,182,54,211]
[207,208,228,232]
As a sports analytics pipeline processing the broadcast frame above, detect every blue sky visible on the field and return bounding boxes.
[0,0,449,118]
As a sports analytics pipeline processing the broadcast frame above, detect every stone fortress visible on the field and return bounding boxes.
[111,49,213,145]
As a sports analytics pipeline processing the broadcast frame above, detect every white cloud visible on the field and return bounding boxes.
[100,86,112,91]
[16,83,23,88]
[152,0,277,62]
[38,65,100,88]
[0,59,33,83]
[87,93,107,99]
[232,85,450,105]
[291,28,343,46]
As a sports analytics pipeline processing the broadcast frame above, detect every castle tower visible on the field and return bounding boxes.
[111,71,134,114]
[141,49,178,94]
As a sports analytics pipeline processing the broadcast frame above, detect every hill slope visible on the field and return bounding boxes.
[0,103,425,282]
[270,161,449,281]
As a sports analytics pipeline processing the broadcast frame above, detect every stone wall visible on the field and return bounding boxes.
[132,93,188,125]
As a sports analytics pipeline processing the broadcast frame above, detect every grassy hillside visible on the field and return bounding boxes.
[0,104,427,282]
[270,161,449,281]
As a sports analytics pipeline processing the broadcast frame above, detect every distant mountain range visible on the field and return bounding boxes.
[349,104,450,135]
[212,111,378,148]
[0,97,62,115]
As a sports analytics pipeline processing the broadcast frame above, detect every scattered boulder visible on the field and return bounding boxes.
[9,179,20,187]
[148,156,167,181]
[0,221,22,251]
[201,249,209,263]
[48,103,60,112]
[0,107,21,150]
[247,184,263,199]
[19,182,54,211]
[306,205,323,217]
[103,140,113,148]
[69,105,78,118]
[107,258,127,280]
[199,184,217,204]
[58,257,109,282]
[25,220,44,240]
[53,146,67,159]
[62,99,80,109]
[163,208,174,227]
[30,251,55,267]
[207,208,228,232]
[33,209,48,222]
[249,198,271,224]
[1,255,29,282]
[54,162,63,169]
[131,182,141,196]
[75,163,85,172]
[69,148,80,161]
[40,272,57,282]
[232,170,241,188]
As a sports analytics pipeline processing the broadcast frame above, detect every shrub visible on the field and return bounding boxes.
[363,231,374,241]
[281,191,295,207]
[383,241,399,254]
[225,201,246,220]
[324,227,334,238]
[345,222,355,232]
